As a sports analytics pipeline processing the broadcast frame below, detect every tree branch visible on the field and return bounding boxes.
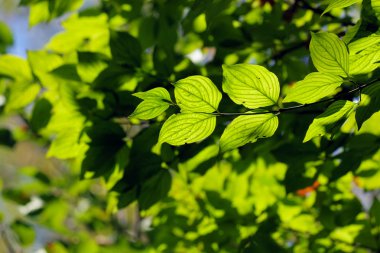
[207,77,380,117]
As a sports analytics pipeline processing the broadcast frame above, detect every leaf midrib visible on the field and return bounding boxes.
[314,37,349,77]
[175,85,217,112]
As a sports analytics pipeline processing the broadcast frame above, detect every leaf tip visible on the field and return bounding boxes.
[222,64,233,72]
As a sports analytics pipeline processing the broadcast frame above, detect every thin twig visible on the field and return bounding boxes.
[206,77,380,117]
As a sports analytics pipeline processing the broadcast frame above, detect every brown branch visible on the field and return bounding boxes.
[207,77,380,117]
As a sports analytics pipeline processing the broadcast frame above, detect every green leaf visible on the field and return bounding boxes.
[355,82,380,129]
[219,113,279,152]
[93,65,136,90]
[0,55,33,81]
[82,122,127,178]
[153,46,175,78]
[129,100,170,120]
[46,14,109,55]
[304,100,356,142]
[46,84,86,159]
[372,0,380,19]
[130,87,172,120]
[283,72,343,104]
[110,30,142,67]
[5,82,40,112]
[27,51,64,88]
[323,0,362,15]
[133,87,172,102]
[0,22,13,53]
[348,34,380,75]
[348,34,380,54]
[370,198,380,228]
[28,1,50,27]
[11,221,35,246]
[222,64,280,109]
[28,0,83,27]
[137,17,156,49]
[159,113,216,145]
[138,170,171,210]
[49,0,83,18]
[174,76,222,113]
[30,98,52,132]
[310,32,349,77]
[349,45,380,75]
[0,55,39,111]
[77,52,108,83]
[342,20,362,44]
[47,128,85,159]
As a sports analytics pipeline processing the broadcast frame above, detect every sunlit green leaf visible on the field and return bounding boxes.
[0,55,40,112]
[11,221,35,246]
[77,52,108,83]
[47,128,85,159]
[323,0,362,15]
[27,0,83,27]
[348,34,380,75]
[159,113,216,145]
[356,82,380,129]
[304,100,356,142]
[46,84,86,159]
[129,88,172,120]
[220,113,278,152]
[0,55,33,81]
[129,100,170,120]
[288,214,318,233]
[349,45,380,75]
[2,1,380,251]
[310,32,349,77]
[222,64,280,109]
[193,13,207,33]
[49,0,83,17]
[348,34,380,54]
[283,72,343,104]
[28,1,49,27]
[133,87,172,102]
[46,14,109,55]
[372,0,380,19]
[27,50,63,75]
[174,76,222,113]
[5,82,40,112]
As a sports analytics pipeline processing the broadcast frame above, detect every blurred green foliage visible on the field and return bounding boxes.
[0,0,380,252]
[0,21,12,53]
